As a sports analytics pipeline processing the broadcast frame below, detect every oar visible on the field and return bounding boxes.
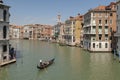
[44,68,48,73]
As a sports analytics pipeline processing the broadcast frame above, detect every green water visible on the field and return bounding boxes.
[0,40,120,80]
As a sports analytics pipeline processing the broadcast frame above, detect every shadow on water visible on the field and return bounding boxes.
[15,50,23,59]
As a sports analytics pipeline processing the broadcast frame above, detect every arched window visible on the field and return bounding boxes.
[3,10,7,21]
[3,45,7,52]
[3,26,7,39]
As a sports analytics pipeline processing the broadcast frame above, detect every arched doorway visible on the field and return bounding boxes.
[3,26,7,39]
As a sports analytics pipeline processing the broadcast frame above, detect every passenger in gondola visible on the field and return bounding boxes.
[40,59,43,66]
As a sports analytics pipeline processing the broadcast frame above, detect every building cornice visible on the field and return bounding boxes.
[0,4,10,8]
[0,21,9,23]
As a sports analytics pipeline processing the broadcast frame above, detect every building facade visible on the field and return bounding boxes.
[23,25,30,39]
[74,14,83,46]
[9,25,22,39]
[58,23,65,44]
[63,14,83,46]
[83,2,116,52]
[115,0,120,52]
[22,24,52,40]
[64,17,75,46]
[0,1,11,64]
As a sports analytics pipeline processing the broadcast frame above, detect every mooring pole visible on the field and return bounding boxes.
[119,51,120,63]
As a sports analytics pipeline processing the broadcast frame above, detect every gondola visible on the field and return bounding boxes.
[37,58,55,69]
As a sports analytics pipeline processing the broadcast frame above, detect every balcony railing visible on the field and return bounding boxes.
[84,30,96,34]
[105,24,108,26]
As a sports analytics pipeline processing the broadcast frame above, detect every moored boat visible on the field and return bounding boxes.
[37,58,55,69]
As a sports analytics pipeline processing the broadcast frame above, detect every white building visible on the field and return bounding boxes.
[83,3,116,52]
[64,19,75,46]
[9,25,20,39]
[23,25,30,39]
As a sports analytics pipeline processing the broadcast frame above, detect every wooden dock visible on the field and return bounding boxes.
[0,59,16,67]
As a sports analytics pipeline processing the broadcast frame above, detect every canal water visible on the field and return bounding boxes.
[0,40,120,80]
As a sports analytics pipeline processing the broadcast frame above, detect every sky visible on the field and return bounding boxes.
[4,0,115,26]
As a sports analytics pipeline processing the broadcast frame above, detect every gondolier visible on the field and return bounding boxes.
[39,59,42,65]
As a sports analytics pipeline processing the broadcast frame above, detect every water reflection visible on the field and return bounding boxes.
[89,53,114,80]
[0,67,9,80]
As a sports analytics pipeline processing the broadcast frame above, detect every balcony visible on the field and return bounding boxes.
[105,16,108,18]
[84,24,91,28]
[83,31,90,34]
[84,30,96,35]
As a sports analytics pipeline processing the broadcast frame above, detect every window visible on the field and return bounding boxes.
[99,35,102,40]
[29,31,32,35]
[99,43,101,48]
[93,13,95,16]
[3,56,7,60]
[117,5,118,10]
[93,38,95,41]
[105,26,108,29]
[117,15,118,19]
[110,20,112,24]
[105,35,108,40]
[111,43,112,48]
[99,20,101,24]
[105,20,108,24]
[93,43,95,48]
[3,26,7,39]
[3,45,7,52]
[99,13,101,16]
[109,36,112,40]
[93,26,96,29]
[110,28,112,32]
[105,13,108,16]
[110,13,113,16]
[73,36,75,42]
[3,10,7,21]
[105,43,108,48]
[99,26,102,29]
[92,18,96,24]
